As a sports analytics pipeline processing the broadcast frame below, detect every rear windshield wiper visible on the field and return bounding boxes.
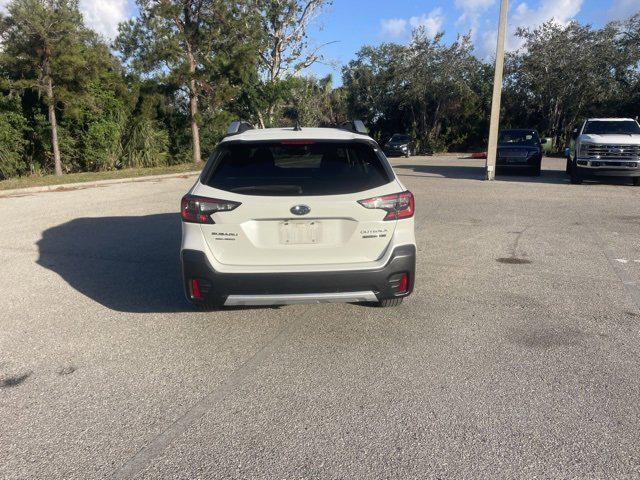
[229,185,303,194]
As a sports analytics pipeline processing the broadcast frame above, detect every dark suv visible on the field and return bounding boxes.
[497,129,545,176]
[383,134,416,158]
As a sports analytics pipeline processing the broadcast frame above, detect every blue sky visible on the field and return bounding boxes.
[7,0,633,85]
[305,0,640,83]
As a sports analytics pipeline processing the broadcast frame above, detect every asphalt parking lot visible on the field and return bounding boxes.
[1,155,640,479]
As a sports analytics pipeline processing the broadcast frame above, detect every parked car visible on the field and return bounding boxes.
[181,120,416,309]
[568,118,640,185]
[496,129,545,175]
[383,134,416,157]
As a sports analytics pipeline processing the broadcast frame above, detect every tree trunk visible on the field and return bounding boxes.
[266,103,276,127]
[187,50,201,165]
[46,75,62,176]
[430,101,441,143]
[189,79,201,165]
[256,110,266,129]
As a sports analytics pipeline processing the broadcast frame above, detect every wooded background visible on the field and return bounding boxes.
[0,0,638,179]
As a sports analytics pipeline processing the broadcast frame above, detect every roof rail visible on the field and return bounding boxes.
[226,120,254,137]
[338,120,369,135]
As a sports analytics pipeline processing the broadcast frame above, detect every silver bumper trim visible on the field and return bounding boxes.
[577,158,639,169]
[224,291,378,306]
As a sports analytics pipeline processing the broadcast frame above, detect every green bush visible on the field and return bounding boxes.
[0,96,28,179]
[121,117,169,168]
[83,119,123,171]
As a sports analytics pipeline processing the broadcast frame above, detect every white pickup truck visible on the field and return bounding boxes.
[568,118,640,185]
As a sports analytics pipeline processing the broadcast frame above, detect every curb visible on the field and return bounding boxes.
[0,171,200,197]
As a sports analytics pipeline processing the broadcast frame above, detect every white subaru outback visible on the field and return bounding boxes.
[180,120,416,309]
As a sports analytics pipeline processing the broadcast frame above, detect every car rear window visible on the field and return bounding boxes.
[203,141,392,196]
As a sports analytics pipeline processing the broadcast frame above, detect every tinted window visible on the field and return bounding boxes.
[583,121,640,135]
[498,130,540,147]
[204,142,391,196]
[390,134,411,143]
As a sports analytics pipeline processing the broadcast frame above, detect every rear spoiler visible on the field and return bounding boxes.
[338,120,368,135]
[226,120,254,137]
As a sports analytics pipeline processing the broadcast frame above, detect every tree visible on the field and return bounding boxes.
[0,93,29,179]
[342,29,490,151]
[255,0,333,127]
[116,0,258,164]
[279,74,346,126]
[503,17,640,148]
[0,0,93,176]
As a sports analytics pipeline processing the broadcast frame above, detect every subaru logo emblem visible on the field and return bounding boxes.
[611,147,624,154]
[290,205,310,216]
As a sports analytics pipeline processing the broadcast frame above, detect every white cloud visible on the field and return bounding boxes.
[455,0,496,24]
[409,8,445,38]
[508,0,583,49]
[607,0,640,20]
[477,0,584,58]
[381,9,445,39]
[478,29,498,59]
[80,0,130,40]
[0,0,130,40]
[380,18,408,37]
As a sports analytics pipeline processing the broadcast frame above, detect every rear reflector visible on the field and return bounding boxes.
[388,272,410,294]
[181,195,241,224]
[398,273,408,293]
[358,191,415,220]
[190,279,201,299]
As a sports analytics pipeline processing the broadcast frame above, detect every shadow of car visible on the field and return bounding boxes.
[36,213,191,313]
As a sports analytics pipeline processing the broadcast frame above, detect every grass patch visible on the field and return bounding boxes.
[0,163,200,191]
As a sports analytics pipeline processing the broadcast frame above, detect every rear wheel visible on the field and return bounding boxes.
[193,303,220,311]
[633,177,640,186]
[378,298,403,308]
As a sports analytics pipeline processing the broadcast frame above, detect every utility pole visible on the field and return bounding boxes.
[485,0,508,180]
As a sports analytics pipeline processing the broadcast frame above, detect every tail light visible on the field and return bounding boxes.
[181,194,240,224]
[358,191,414,220]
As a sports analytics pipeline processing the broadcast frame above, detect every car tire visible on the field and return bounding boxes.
[378,298,403,308]
[532,163,542,176]
[193,302,221,311]
[570,162,583,184]
[633,177,640,186]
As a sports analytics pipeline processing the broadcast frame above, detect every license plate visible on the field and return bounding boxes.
[279,220,321,244]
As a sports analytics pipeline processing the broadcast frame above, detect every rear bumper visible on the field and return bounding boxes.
[181,245,416,306]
